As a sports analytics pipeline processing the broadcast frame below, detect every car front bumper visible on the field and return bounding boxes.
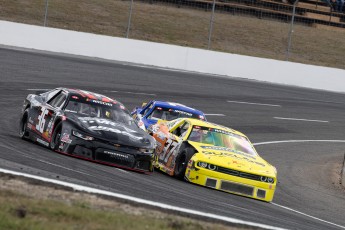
[185,163,276,202]
[60,133,154,173]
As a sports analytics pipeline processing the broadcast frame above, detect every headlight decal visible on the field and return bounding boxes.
[197,162,208,168]
[260,176,275,184]
[72,130,94,141]
[139,148,154,154]
[197,162,217,171]
[207,164,217,171]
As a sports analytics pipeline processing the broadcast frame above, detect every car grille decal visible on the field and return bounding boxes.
[220,181,254,196]
[216,166,262,181]
[96,149,135,167]
[205,178,217,188]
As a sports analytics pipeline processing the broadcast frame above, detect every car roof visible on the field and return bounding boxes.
[152,100,205,115]
[59,88,122,105]
[182,118,246,137]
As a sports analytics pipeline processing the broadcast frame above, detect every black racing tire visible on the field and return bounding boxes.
[19,110,29,139]
[174,147,196,180]
[50,122,62,150]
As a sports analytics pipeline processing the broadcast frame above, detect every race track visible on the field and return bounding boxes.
[1,47,345,229]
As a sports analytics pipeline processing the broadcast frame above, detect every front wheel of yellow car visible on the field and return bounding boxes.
[174,147,195,180]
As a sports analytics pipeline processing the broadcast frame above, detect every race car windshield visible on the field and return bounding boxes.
[188,126,257,156]
[148,107,204,121]
[65,99,135,126]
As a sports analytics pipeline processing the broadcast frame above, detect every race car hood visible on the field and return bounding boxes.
[188,142,276,176]
[68,115,155,148]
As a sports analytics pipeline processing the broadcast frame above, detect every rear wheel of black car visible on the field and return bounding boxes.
[174,147,195,180]
[19,110,29,139]
[50,122,62,150]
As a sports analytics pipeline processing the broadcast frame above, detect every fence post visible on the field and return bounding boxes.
[126,0,134,38]
[44,0,49,27]
[286,0,299,61]
[341,152,345,186]
[207,0,216,50]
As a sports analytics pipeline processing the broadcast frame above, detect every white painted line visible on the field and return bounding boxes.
[204,114,226,116]
[26,89,51,91]
[0,142,130,175]
[0,168,286,230]
[0,142,94,177]
[274,117,329,123]
[253,140,345,146]
[227,100,281,107]
[272,203,345,229]
[116,168,130,174]
[253,139,345,229]
[107,90,156,96]
[127,63,193,73]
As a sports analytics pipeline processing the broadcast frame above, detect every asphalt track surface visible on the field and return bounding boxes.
[1,47,345,230]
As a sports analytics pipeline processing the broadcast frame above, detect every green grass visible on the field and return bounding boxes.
[0,0,344,68]
[0,188,238,230]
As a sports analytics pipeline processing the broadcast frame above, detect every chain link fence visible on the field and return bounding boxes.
[0,0,344,69]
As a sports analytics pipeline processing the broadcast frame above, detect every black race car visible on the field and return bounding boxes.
[19,88,156,173]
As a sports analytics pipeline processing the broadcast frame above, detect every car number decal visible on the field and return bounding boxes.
[160,138,178,163]
[36,107,49,133]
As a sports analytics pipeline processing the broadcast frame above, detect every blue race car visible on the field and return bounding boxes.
[131,100,206,131]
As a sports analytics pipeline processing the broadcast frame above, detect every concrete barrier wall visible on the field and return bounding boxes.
[1,20,345,93]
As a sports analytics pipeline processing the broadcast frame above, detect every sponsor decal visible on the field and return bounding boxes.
[36,138,49,147]
[43,131,49,139]
[201,146,255,159]
[47,120,53,135]
[104,151,129,159]
[61,133,72,144]
[89,126,143,140]
[201,150,265,167]
[174,110,192,117]
[187,159,193,169]
[79,117,132,129]
[91,100,113,107]
[78,117,144,141]
[212,128,240,137]
[186,169,190,178]
[167,102,196,111]
[27,123,33,130]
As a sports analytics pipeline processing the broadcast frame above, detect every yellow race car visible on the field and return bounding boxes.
[149,118,277,202]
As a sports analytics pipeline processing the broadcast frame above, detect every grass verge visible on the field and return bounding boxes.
[0,0,344,69]
[0,173,256,230]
